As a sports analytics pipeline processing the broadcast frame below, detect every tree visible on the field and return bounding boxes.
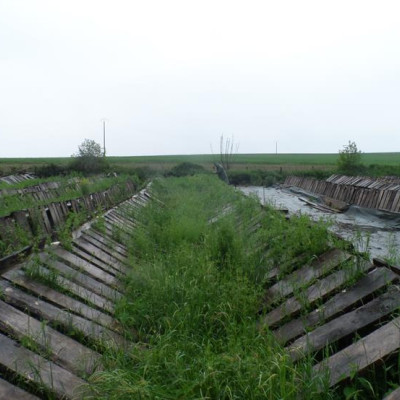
[70,139,108,173]
[75,139,103,158]
[337,141,364,175]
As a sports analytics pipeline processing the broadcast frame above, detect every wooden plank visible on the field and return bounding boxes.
[107,212,136,229]
[70,246,123,276]
[288,287,400,361]
[85,230,128,256]
[0,279,127,345]
[0,332,85,400]
[79,234,127,264]
[40,208,53,234]
[48,204,61,227]
[103,221,130,240]
[106,212,136,229]
[383,386,400,400]
[390,191,400,213]
[2,268,115,328]
[81,231,128,259]
[0,378,40,400]
[0,299,101,375]
[273,267,398,344]
[73,239,127,272]
[39,254,121,302]
[113,207,137,224]
[264,249,351,305]
[51,246,119,286]
[262,260,372,328]
[22,264,115,314]
[313,313,400,388]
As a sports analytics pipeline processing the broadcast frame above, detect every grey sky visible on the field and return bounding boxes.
[1,0,400,157]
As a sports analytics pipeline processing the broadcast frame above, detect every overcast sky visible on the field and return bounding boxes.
[1,0,400,157]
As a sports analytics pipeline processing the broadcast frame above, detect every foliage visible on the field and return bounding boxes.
[337,141,364,175]
[34,163,67,177]
[75,138,103,158]
[70,139,109,174]
[166,162,206,177]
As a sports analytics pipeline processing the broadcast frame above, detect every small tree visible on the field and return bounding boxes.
[337,141,363,175]
[70,139,108,173]
[75,139,103,158]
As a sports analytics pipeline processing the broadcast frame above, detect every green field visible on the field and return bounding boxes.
[1,152,399,176]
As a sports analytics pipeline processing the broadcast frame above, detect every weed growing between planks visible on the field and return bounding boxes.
[88,175,336,399]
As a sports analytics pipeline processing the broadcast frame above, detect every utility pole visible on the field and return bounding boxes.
[276,141,278,155]
[101,119,107,157]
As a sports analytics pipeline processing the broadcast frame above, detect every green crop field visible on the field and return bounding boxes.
[1,152,399,176]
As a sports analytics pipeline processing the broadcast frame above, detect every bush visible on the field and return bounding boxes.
[337,141,365,175]
[166,162,206,177]
[34,163,67,177]
[69,139,109,174]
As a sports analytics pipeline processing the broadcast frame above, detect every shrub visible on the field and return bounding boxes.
[166,162,206,177]
[337,141,365,175]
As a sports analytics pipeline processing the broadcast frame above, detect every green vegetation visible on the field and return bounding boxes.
[337,141,363,175]
[88,175,346,399]
[2,151,400,187]
[70,139,109,174]
[1,152,400,173]
[166,162,207,177]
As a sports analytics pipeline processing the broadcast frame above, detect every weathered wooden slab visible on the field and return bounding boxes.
[0,299,101,375]
[84,230,128,256]
[79,234,127,264]
[262,253,312,282]
[0,279,126,344]
[383,386,400,400]
[2,268,115,328]
[105,211,134,226]
[69,246,123,276]
[273,267,398,344]
[105,215,136,233]
[73,239,127,272]
[106,212,136,230]
[0,378,40,400]
[313,312,400,388]
[39,253,121,302]
[0,332,86,400]
[264,249,351,305]
[262,260,372,328]
[51,246,119,286]
[21,264,115,314]
[288,286,400,361]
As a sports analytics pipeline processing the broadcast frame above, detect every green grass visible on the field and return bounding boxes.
[1,152,399,172]
[87,175,340,399]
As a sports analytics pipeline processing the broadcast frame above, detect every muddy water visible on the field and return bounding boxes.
[240,186,400,261]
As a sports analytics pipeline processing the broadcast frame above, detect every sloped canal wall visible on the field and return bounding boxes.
[285,175,400,213]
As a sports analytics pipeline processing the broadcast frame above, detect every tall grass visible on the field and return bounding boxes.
[88,175,337,399]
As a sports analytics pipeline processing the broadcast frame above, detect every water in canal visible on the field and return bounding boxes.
[240,185,400,262]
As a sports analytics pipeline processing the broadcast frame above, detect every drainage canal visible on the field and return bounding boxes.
[240,185,400,261]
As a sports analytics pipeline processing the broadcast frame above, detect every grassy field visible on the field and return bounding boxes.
[1,152,399,175]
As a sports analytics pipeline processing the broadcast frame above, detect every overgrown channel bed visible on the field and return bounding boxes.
[89,176,397,399]
[1,175,400,399]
